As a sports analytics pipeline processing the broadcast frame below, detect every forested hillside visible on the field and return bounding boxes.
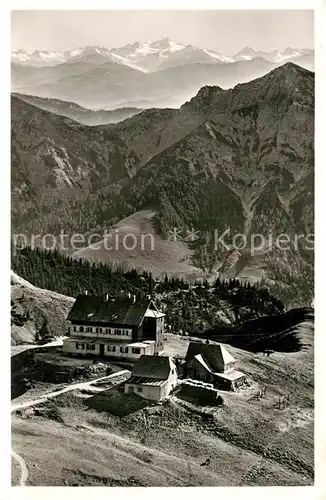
[11,64,314,307]
[12,247,285,335]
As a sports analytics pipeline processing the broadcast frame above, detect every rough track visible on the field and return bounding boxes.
[12,449,29,486]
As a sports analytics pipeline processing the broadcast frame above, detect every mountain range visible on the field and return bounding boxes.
[12,39,314,72]
[11,62,314,307]
[11,39,314,109]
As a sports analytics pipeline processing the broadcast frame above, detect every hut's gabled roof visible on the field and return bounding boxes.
[131,355,175,380]
[67,295,159,326]
[185,342,235,372]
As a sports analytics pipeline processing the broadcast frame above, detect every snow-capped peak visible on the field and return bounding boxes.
[238,46,256,56]
[148,37,185,52]
[118,38,186,57]
[11,42,314,71]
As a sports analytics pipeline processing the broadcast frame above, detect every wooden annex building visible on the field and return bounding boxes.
[125,355,178,401]
[184,341,247,391]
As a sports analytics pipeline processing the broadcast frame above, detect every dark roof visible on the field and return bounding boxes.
[67,295,157,326]
[185,342,235,372]
[131,355,175,380]
[127,376,167,387]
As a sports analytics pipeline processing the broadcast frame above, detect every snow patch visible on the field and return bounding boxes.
[205,123,217,140]
[109,53,149,73]
[47,144,74,186]
[168,40,186,52]
[204,50,232,63]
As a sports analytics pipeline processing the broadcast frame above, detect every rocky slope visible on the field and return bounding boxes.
[11,271,74,345]
[11,63,314,305]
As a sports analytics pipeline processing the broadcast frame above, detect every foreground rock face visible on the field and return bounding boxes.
[11,271,74,345]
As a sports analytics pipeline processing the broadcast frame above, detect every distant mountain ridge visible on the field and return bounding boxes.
[11,93,142,125]
[12,39,314,72]
[11,51,314,110]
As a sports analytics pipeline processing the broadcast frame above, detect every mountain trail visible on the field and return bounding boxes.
[12,449,29,486]
[11,370,130,413]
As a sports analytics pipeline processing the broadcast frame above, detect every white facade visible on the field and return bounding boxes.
[124,382,165,401]
[69,324,133,339]
[124,358,178,401]
[62,337,156,360]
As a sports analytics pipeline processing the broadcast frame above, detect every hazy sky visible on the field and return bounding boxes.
[11,10,314,53]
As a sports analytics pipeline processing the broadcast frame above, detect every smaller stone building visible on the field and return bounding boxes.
[125,355,178,401]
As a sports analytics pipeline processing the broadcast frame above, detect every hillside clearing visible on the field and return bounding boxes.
[11,334,313,486]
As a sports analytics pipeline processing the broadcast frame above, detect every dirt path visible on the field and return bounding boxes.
[11,370,130,413]
[11,337,66,357]
[12,450,29,486]
[11,369,130,486]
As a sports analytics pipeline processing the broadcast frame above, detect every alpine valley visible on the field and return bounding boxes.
[10,22,315,489]
[11,59,314,308]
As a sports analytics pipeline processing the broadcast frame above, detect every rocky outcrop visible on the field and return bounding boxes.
[11,272,74,345]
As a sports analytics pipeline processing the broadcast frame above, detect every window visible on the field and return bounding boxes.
[73,326,77,332]
[120,346,128,353]
[80,326,84,333]
[87,344,96,350]
[172,369,175,375]
[116,329,122,336]
[99,327,103,334]
[137,387,143,393]
[107,345,116,352]
[132,347,141,354]
[76,343,85,350]
[129,386,134,392]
